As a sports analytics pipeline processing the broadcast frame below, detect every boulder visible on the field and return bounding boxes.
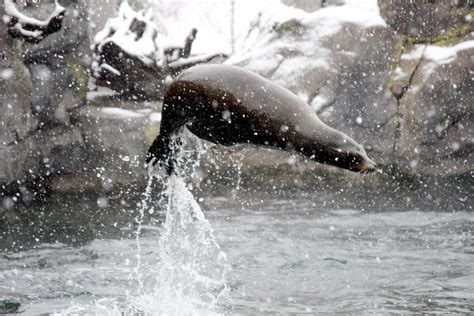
[63,104,162,192]
[395,41,474,176]
[378,0,473,39]
[22,0,90,126]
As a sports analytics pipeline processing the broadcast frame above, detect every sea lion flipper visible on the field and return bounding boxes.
[146,134,178,175]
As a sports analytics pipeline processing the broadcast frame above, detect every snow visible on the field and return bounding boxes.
[149,112,162,123]
[401,45,426,61]
[149,0,305,55]
[303,0,386,38]
[150,0,385,55]
[311,95,328,112]
[90,0,385,76]
[226,0,385,67]
[93,2,159,67]
[100,107,145,119]
[86,87,118,101]
[4,0,65,39]
[402,41,474,65]
[0,68,15,80]
[100,63,121,76]
[424,40,474,64]
[4,0,64,27]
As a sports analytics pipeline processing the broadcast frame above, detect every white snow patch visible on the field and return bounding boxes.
[424,40,474,64]
[4,0,65,39]
[86,87,118,101]
[100,107,145,119]
[0,68,14,80]
[149,112,162,123]
[101,63,121,76]
[228,0,385,70]
[303,0,385,37]
[150,0,305,55]
[93,2,159,67]
[311,95,328,112]
[392,66,407,80]
[401,45,426,61]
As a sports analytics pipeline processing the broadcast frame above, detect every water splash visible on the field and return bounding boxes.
[134,175,155,294]
[132,132,230,314]
[231,151,244,199]
[133,175,229,315]
[60,132,229,314]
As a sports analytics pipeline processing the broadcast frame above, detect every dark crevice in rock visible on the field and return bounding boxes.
[316,98,337,116]
[377,112,401,130]
[307,88,320,106]
[393,45,427,100]
[266,57,286,79]
[6,127,37,147]
[392,98,402,154]
[391,44,427,154]
[434,112,466,139]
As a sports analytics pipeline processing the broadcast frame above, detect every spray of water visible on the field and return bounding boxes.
[60,132,230,315]
[132,132,230,315]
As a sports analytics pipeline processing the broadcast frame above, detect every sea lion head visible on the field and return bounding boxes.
[334,137,378,174]
[302,126,378,174]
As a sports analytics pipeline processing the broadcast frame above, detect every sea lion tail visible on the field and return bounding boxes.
[146,135,175,175]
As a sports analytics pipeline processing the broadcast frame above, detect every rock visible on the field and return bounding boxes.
[395,41,474,176]
[70,104,162,190]
[378,0,473,39]
[0,0,86,191]
[0,47,36,147]
[0,7,36,184]
[0,125,84,187]
[0,300,21,314]
[23,0,90,126]
[317,25,399,168]
[281,0,322,12]
[29,64,53,120]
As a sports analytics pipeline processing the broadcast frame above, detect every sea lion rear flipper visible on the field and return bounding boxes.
[146,135,175,175]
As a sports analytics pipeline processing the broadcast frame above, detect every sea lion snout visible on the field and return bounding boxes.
[351,157,378,174]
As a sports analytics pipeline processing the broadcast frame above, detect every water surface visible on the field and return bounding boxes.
[1,190,472,314]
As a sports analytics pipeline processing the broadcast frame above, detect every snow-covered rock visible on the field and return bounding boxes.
[90,2,227,100]
[4,0,65,43]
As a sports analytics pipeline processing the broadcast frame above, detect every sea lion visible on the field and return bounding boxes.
[147,64,376,174]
